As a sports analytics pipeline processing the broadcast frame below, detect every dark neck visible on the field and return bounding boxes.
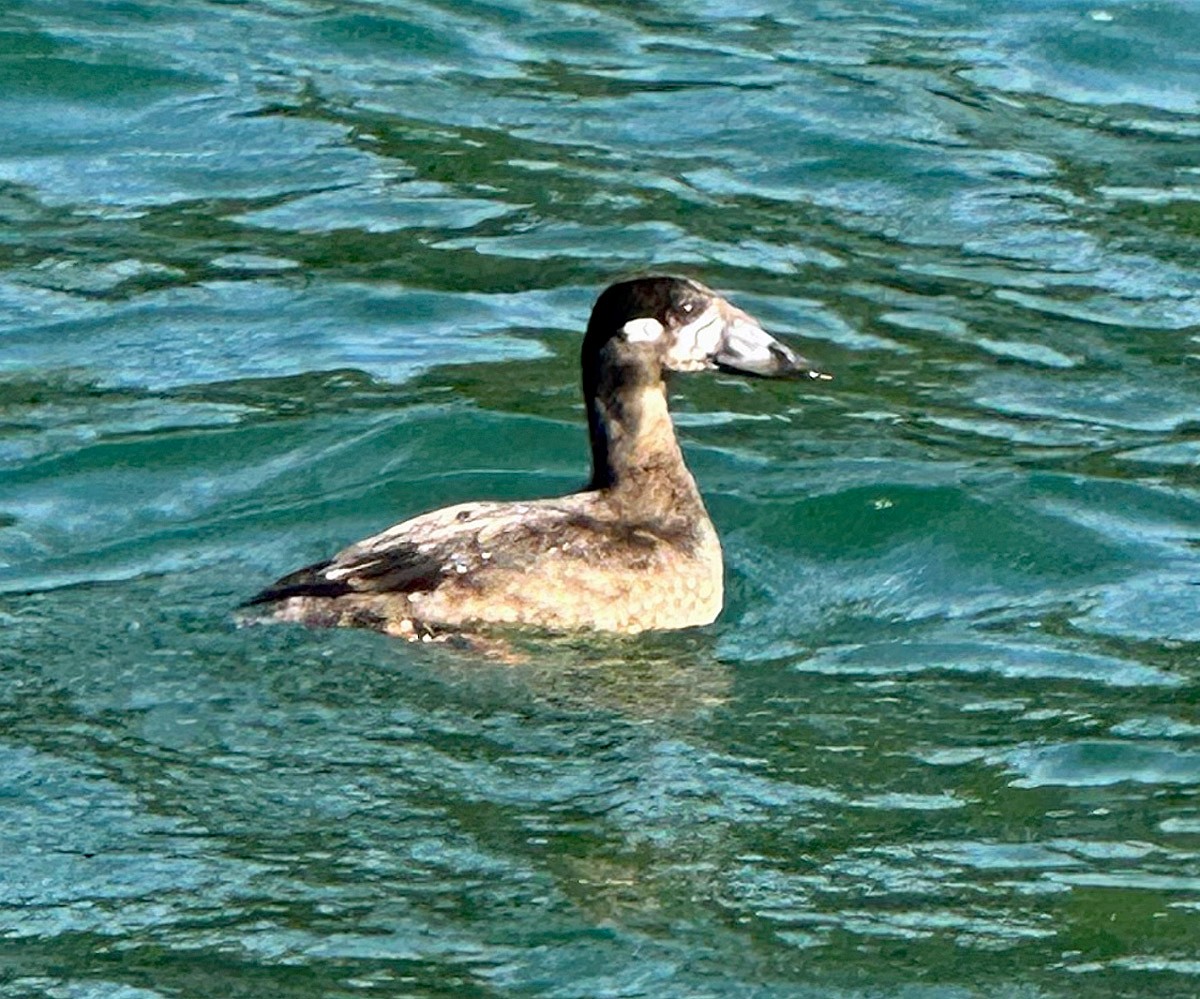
[583,341,704,516]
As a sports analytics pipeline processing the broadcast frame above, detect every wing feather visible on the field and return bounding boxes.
[246,499,581,607]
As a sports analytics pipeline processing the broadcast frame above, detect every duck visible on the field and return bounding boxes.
[245,275,828,638]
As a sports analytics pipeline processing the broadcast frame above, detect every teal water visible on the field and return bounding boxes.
[2,1,1199,996]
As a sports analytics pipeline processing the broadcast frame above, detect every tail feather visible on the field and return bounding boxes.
[241,558,350,607]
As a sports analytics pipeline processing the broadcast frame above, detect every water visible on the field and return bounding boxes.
[1,0,1198,995]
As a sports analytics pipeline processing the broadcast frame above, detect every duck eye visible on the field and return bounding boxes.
[681,302,694,314]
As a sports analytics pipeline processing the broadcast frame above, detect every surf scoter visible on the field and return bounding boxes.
[246,276,828,637]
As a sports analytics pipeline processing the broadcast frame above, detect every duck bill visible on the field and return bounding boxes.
[712,301,830,380]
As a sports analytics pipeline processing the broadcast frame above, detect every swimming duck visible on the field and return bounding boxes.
[246,276,827,637]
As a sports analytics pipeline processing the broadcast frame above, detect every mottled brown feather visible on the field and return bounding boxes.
[247,275,822,638]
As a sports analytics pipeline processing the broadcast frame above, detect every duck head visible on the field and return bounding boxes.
[581,276,830,493]
[583,275,830,381]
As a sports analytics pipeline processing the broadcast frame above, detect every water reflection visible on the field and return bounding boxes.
[419,630,734,719]
[2,0,1199,995]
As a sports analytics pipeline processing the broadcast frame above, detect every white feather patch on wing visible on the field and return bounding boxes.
[622,317,665,342]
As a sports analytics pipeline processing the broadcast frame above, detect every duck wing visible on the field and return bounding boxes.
[245,499,587,607]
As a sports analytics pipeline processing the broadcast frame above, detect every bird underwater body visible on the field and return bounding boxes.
[245,276,828,639]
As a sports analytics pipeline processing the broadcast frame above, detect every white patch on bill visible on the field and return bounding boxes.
[720,319,777,368]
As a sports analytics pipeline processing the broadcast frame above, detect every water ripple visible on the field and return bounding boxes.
[3,0,1200,996]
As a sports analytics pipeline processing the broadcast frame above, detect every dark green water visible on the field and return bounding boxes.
[2,1,1198,996]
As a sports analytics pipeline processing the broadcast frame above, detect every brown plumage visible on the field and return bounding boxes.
[245,275,828,638]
